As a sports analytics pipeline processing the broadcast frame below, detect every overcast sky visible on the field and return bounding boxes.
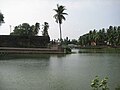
[0,0,120,40]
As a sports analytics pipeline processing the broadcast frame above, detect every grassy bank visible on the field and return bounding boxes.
[79,47,120,53]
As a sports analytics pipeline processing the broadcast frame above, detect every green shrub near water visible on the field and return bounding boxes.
[91,76,120,90]
[91,76,109,90]
[62,45,72,54]
[65,47,71,54]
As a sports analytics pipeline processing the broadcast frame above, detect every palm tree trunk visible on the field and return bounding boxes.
[59,23,62,41]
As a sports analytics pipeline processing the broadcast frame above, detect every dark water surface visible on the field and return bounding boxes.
[0,49,120,90]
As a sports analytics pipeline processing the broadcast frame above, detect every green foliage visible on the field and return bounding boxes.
[91,76,100,90]
[71,39,78,45]
[0,12,4,26]
[42,22,49,36]
[79,26,120,47]
[65,47,71,54]
[53,4,68,24]
[91,76,109,90]
[10,22,40,36]
[91,76,120,90]
[34,22,40,35]
[62,37,79,45]
[53,4,68,40]
[62,37,70,45]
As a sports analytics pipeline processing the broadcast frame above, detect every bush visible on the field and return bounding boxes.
[91,76,109,90]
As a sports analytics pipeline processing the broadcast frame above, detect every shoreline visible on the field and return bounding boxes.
[78,46,120,53]
[0,47,65,54]
[79,46,120,49]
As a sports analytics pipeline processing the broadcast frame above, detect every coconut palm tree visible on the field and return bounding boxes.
[53,4,68,41]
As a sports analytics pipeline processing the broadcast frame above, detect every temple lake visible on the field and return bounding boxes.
[0,49,120,90]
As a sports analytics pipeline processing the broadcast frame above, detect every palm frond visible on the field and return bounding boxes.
[53,4,68,24]
[57,4,59,8]
[53,9,58,13]
[61,15,66,21]
[62,13,68,15]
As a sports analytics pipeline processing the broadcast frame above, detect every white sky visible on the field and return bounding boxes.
[0,0,120,40]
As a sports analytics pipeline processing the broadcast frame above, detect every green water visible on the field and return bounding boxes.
[0,49,120,90]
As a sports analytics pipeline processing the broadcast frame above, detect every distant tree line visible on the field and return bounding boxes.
[50,37,78,46]
[78,26,120,47]
[10,22,49,36]
[10,23,40,36]
[62,37,78,45]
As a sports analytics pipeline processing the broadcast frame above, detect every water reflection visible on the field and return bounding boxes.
[0,54,50,60]
[0,52,120,90]
[0,53,69,90]
[0,54,68,60]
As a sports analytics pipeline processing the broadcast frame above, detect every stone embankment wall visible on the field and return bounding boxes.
[0,35,50,48]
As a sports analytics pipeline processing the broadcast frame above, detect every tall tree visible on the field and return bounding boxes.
[107,26,114,45]
[0,12,4,26]
[117,26,120,45]
[34,22,40,36]
[42,22,49,36]
[53,4,68,41]
[97,28,106,45]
